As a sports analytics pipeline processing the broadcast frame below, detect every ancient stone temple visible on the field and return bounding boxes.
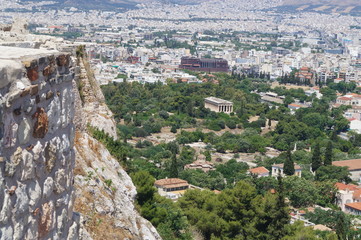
[204,97,233,113]
[0,46,83,239]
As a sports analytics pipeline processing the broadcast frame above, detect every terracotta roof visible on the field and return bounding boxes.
[335,182,358,191]
[338,97,352,101]
[288,103,303,108]
[154,178,189,188]
[353,189,361,199]
[272,163,302,170]
[333,159,361,171]
[345,202,361,211]
[249,167,269,175]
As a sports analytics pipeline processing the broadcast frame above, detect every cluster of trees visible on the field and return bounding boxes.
[305,208,361,239]
[131,171,192,240]
[178,178,337,240]
[98,71,361,240]
[278,71,312,86]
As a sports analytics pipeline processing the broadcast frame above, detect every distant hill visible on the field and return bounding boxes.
[283,0,361,6]
[18,0,208,10]
[17,0,361,12]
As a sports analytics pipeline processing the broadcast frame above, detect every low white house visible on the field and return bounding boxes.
[333,159,361,182]
[271,163,302,177]
[248,167,270,178]
[350,119,361,134]
[335,182,360,211]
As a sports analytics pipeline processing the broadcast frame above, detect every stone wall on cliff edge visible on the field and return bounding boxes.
[0,46,86,240]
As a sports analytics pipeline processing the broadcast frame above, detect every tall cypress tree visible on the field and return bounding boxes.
[311,142,322,172]
[283,148,295,176]
[272,175,290,239]
[170,154,178,178]
[324,141,333,166]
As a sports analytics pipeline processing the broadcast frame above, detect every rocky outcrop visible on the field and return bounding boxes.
[72,56,161,240]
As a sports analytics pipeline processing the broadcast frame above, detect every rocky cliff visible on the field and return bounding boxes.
[0,29,161,239]
[72,54,161,240]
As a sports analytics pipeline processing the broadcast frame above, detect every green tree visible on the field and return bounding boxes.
[324,141,333,166]
[170,154,179,178]
[311,142,322,172]
[336,212,349,240]
[131,171,156,205]
[284,177,317,208]
[204,151,211,162]
[315,165,352,183]
[271,175,290,238]
[171,125,177,133]
[283,148,295,176]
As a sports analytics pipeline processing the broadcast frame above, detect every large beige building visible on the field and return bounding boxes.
[204,97,233,113]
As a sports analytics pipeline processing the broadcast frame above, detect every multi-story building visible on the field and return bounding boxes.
[180,57,229,72]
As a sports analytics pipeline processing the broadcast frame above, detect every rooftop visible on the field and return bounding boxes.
[345,202,361,211]
[249,167,269,175]
[332,159,361,171]
[205,97,233,105]
[335,182,358,191]
[154,178,189,189]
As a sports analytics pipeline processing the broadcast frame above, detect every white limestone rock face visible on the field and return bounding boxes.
[0,60,23,89]
[21,150,35,181]
[61,86,74,129]
[18,117,31,145]
[47,95,61,133]
[43,177,54,199]
[14,183,30,217]
[74,132,162,240]
[27,180,42,209]
[3,112,18,148]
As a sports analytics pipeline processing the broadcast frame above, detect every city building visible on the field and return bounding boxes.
[248,167,270,178]
[333,159,361,181]
[204,97,233,113]
[336,93,361,106]
[184,160,215,172]
[271,163,302,177]
[335,182,360,211]
[154,178,190,200]
[179,57,229,72]
[345,202,361,215]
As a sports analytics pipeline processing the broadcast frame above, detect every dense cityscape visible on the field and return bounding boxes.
[1,0,361,239]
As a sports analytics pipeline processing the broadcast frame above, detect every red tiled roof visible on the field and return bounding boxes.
[154,178,189,189]
[288,103,302,108]
[335,182,358,191]
[345,202,361,211]
[353,189,361,199]
[249,167,269,175]
[338,97,352,101]
[333,159,361,171]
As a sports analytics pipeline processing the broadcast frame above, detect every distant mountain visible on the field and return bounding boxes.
[19,0,208,10]
[283,0,361,6]
[19,0,142,10]
[17,0,361,12]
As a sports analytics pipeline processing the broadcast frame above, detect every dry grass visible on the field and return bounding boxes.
[74,189,132,240]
